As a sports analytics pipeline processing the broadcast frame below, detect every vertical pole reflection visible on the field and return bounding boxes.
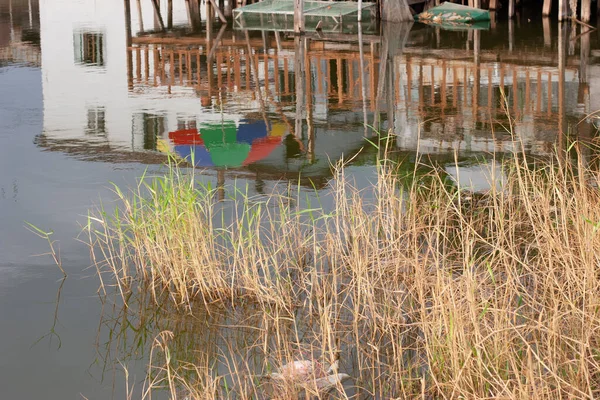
[358,23,368,136]
[9,0,14,42]
[473,29,480,122]
[294,36,306,140]
[125,0,134,91]
[543,17,551,48]
[508,18,514,53]
[557,22,567,161]
[217,169,225,202]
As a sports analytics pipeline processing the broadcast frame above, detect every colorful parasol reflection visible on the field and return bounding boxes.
[163,120,287,168]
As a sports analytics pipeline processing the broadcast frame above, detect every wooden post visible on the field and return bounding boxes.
[542,0,551,16]
[489,0,497,10]
[294,36,306,137]
[125,0,133,90]
[543,17,551,47]
[217,170,225,202]
[508,18,514,52]
[558,0,567,21]
[558,22,566,159]
[508,0,514,18]
[473,29,480,117]
[581,0,591,21]
[294,0,304,34]
[580,30,590,84]
[569,0,577,20]
[358,23,368,136]
[206,0,214,32]
[225,0,233,17]
[167,0,173,28]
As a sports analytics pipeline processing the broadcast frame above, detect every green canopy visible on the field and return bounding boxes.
[416,2,491,23]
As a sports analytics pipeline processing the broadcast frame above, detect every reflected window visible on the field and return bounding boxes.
[133,113,166,151]
[74,31,106,67]
[86,107,106,136]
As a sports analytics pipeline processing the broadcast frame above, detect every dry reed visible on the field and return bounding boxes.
[89,137,600,399]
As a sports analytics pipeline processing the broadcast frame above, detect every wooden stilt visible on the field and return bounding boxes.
[294,36,306,137]
[558,22,566,159]
[508,0,515,18]
[225,0,233,17]
[206,0,213,33]
[489,0,497,10]
[558,0,567,21]
[542,0,551,16]
[167,0,173,28]
[543,17,551,47]
[508,18,514,51]
[581,0,591,21]
[358,23,368,135]
[294,0,304,34]
[186,0,201,30]
[580,31,590,84]
[569,0,577,19]
[125,0,133,90]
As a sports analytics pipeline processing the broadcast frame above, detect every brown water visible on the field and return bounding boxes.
[1,0,599,397]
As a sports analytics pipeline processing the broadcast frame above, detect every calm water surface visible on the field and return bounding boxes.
[1,0,599,397]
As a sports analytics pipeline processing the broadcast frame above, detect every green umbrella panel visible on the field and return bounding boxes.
[201,122,251,167]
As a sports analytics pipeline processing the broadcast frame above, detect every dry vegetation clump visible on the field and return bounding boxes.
[89,142,600,399]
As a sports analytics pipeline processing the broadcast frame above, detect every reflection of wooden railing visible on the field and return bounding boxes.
[127,42,381,109]
[403,57,580,119]
[127,37,583,127]
[0,41,41,66]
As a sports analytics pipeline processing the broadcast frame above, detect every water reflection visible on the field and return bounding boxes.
[0,0,40,66]
[33,0,600,192]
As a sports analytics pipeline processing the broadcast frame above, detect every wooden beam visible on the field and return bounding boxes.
[151,0,165,31]
[208,0,228,22]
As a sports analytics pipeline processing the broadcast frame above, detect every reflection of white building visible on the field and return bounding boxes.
[40,0,248,152]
